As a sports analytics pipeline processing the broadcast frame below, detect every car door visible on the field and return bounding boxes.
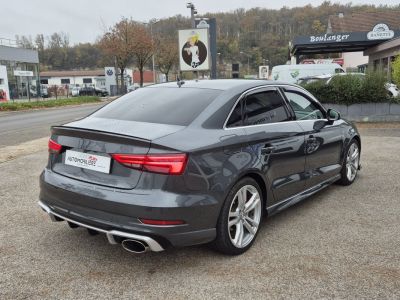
[281,86,344,189]
[238,86,307,205]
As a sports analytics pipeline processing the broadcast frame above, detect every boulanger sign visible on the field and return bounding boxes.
[178,28,210,71]
[294,23,399,46]
[310,33,350,43]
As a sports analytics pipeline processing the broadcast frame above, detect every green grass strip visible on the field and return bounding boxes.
[0,96,102,111]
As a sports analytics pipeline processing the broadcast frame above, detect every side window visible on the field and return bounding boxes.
[244,90,290,126]
[284,91,324,120]
[226,100,242,128]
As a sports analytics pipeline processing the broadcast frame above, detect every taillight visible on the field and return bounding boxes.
[139,218,185,226]
[111,153,188,175]
[48,139,62,154]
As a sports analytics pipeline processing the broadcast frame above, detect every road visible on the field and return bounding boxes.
[0,128,399,299]
[0,103,105,148]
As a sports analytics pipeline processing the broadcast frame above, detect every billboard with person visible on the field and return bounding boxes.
[178,28,210,71]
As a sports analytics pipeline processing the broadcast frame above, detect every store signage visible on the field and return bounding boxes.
[104,67,116,94]
[13,70,33,77]
[259,66,269,79]
[367,23,394,40]
[310,33,350,43]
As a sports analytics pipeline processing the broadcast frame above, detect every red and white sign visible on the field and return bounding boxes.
[65,150,111,174]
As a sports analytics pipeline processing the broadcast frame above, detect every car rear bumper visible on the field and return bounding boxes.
[38,200,165,251]
[39,169,218,250]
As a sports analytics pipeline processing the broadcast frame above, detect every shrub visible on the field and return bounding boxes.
[392,55,400,86]
[302,71,390,105]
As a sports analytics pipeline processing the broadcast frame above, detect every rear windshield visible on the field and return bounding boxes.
[93,87,221,126]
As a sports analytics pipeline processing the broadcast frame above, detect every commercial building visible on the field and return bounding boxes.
[0,40,40,100]
[39,69,106,88]
[292,11,400,74]
[364,37,400,80]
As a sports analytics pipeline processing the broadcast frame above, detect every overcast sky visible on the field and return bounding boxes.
[1,0,399,44]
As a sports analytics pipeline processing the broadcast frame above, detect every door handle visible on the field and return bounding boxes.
[261,146,276,155]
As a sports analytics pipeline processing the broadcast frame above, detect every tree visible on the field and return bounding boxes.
[15,35,34,49]
[311,20,326,33]
[392,55,400,86]
[131,23,154,87]
[155,38,178,81]
[99,18,137,92]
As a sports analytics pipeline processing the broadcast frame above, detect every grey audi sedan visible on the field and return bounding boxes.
[39,79,361,255]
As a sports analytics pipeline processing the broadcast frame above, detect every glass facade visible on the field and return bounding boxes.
[0,60,40,100]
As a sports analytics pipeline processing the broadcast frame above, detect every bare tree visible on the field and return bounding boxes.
[155,38,178,82]
[131,23,154,87]
[99,18,136,92]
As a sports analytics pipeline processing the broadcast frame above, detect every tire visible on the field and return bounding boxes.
[212,177,263,255]
[338,139,360,186]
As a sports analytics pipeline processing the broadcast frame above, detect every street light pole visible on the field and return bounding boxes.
[186,2,197,28]
[144,19,159,84]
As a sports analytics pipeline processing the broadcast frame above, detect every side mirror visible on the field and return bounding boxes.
[313,120,327,131]
[327,108,341,122]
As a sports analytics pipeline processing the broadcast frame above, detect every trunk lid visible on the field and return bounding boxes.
[50,117,184,189]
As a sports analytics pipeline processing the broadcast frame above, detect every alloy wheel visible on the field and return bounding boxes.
[228,185,262,248]
[346,143,359,182]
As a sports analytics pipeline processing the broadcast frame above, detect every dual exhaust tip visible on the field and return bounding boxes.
[69,221,150,254]
[121,239,149,254]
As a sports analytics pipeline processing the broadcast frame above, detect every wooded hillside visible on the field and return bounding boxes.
[16,2,400,72]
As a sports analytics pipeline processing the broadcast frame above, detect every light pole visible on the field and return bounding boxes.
[240,51,250,75]
[186,2,197,28]
[143,19,159,84]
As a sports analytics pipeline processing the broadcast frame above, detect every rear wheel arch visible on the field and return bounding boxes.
[237,172,267,211]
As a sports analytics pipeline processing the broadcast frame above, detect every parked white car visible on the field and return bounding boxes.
[271,63,345,84]
[71,87,80,97]
[386,83,399,97]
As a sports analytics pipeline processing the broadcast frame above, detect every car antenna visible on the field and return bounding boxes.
[176,76,185,88]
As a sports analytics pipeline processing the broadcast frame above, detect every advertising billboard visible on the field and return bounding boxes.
[259,66,269,79]
[178,28,210,72]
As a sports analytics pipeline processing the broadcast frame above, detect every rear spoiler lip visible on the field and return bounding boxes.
[51,125,151,147]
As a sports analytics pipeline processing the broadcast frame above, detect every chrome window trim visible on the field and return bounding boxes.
[223,84,320,130]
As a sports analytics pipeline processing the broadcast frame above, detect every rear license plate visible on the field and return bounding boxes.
[65,150,111,174]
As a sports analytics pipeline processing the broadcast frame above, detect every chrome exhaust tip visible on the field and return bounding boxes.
[121,239,149,254]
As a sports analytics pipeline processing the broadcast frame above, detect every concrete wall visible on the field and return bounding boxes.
[326,103,400,122]
[341,51,368,70]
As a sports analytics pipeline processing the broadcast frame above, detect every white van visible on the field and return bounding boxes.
[271,63,345,84]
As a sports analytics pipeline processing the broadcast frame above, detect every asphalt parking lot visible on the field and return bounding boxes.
[1,131,399,299]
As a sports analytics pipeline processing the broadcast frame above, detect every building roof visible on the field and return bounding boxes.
[365,36,400,55]
[0,45,39,64]
[133,70,155,84]
[40,69,104,78]
[328,11,400,33]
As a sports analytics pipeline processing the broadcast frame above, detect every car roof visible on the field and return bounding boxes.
[147,79,293,91]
